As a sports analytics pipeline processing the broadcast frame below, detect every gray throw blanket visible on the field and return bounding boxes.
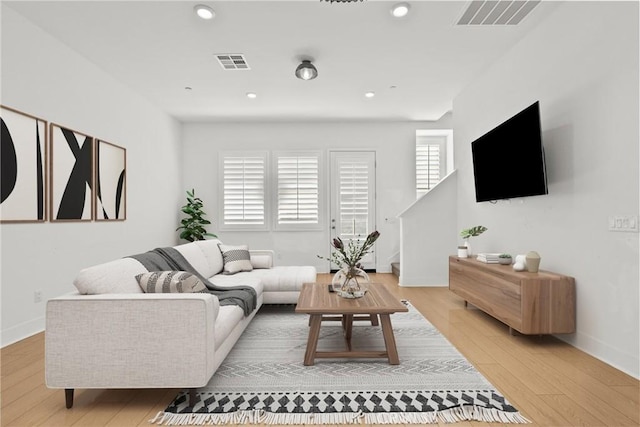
[128,247,257,316]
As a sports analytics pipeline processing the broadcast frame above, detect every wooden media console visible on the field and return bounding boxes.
[448,256,576,335]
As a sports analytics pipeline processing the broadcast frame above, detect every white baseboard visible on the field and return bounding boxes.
[398,275,448,287]
[558,330,640,379]
[1,316,45,348]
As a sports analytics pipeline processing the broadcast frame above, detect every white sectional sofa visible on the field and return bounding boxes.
[45,239,316,408]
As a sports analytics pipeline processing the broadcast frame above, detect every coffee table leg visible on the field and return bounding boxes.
[343,314,354,351]
[379,314,400,365]
[304,314,322,366]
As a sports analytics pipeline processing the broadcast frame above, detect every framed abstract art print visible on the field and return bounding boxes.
[50,123,94,221]
[1,105,47,223]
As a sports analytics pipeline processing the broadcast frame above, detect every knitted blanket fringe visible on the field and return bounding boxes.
[149,405,531,425]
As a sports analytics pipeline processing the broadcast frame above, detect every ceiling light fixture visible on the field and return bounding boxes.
[295,60,318,81]
[246,92,257,99]
[391,2,410,18]
[365,91,375,98]
[322,0,365,3]
[194,4,215,20]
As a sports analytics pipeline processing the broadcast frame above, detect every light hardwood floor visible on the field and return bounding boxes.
[2,273,638,426]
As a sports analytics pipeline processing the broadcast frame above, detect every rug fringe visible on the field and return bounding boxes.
[149,406,531,425]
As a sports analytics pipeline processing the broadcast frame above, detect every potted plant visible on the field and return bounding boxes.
[459,225,487,256]
[498,253,512,265]
[176,189,217,242]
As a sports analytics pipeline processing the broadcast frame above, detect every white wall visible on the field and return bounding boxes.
[0,7,183,346]
[453,2,639,378]
[399,171,458,286]
[181,116,451,273]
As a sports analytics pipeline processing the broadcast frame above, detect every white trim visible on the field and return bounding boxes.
[1,316,44,348]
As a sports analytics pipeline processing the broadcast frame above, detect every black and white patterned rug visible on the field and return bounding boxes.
[151,301,529,425]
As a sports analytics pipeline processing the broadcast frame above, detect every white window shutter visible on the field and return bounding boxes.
[221,154,266,228]
[416,135,446,197]
[338,159,370,238]
[275,153,320,229]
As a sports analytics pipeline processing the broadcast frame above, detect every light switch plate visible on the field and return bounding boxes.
[608,215,639,232]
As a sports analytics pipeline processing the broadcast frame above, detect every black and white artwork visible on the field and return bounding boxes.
[1,106,47,223]
[95,140,126,221]
[50,124,94,221]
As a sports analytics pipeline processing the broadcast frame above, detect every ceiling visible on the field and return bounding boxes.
[5,1,559,122]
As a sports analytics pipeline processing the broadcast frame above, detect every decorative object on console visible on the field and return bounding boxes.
[476,253,500,264]
[95,139,126,221]
[50,123,94,221]
[136,271,208,293]
[318,230,380,298]
[0,105,47,223]
[218,243,254,275]
[525,251,541,273]
[459,225,487,256]
[498,253,513,265]
[457,245,468,258]
[513,254,527,271]
[176,188,217,241]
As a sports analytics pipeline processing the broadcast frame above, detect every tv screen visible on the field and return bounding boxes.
[471,101,548,203]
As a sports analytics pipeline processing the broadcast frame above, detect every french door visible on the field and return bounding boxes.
[329,151,376,271]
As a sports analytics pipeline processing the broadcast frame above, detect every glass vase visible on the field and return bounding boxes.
[332,267,370,298]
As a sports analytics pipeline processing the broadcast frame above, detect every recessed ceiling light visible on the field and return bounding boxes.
[391,2,410,18]
[365,92,375,98]
[246,92,257,99]
[194,4,215,20]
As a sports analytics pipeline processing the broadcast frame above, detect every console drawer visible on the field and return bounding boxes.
[450,260,522,329]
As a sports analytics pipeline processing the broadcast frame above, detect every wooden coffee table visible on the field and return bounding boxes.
[295,282,408,366]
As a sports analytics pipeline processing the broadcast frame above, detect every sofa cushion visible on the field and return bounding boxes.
[209,273,264,296]
[173,242,211,277]
[136,271,208,293]
[213,305,245,348]
[247,266,317,292]
[74,258,147,294]
[194,239,224,276]
[218,244,253,275]
[249,250,274,269]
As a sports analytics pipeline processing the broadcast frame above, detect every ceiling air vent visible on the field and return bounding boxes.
[457,0,540,26]
[215,54,250,70]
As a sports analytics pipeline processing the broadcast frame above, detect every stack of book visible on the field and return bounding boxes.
[476,253,502,263]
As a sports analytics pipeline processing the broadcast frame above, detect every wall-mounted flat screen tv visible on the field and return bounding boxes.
[471,101,548,203]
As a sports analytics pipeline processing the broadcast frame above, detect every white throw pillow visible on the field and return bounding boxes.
[74,258,146,294]
[135,271,208,293]
[218,244,253,275]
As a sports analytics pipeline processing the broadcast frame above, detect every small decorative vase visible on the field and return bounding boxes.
[463,239,471,257]
[457,246,468,258]
[525,251,541,273]
[513,254,527,271]
[332,267,369,298]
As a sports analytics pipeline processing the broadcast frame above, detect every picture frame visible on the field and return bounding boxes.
[49,123,94,221]
[94,139,126,221]
[0,105,47,223]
